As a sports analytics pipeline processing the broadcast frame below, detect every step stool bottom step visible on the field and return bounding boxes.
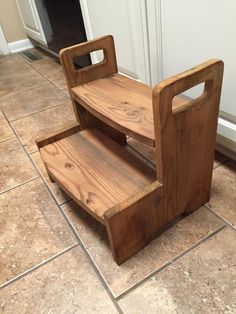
[40,128,156,224]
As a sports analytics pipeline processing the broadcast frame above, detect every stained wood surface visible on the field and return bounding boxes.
[56,35,224,265]
[36,123,80,149]
[72,74,188,146]
[153,59,224,216]
[60,35,118,88]
[40,128,156,224]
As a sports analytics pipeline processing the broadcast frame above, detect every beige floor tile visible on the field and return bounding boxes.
[127,138,228,168]
[31,151,70,204]
[0,111,14,142]
[0,138,38,193]
[0,54,30,77]
[62,88,70,96]
[62,201,225,297]
[1,82,68,121]
[0,246,118,314]
[52,77,68,90]
[0,178,76,286]
[11,102,76,153]
[31,57,64,80]
[0,67,46,98]
[208,160,236,226]
[30,56,68,90]
[0,53,21,63]
[119,227,236,314]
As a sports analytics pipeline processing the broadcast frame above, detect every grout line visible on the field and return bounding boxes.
[26,56,66,92]
[59,204,124,314]
[58,198,72,206]
[0,176,39,196]
[204,204,236,231]
[0,136,15,144]
[8,100,69,123]
[115,225,226,300]
[24,149,80,241]
[0,243,79,290]
[2,105,124,311]
[30,153,72,206]
[4,53,230,312]
[1,111,79,241]
[128,142,231,171]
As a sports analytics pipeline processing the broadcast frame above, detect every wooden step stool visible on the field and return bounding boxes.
[36,35,224,265]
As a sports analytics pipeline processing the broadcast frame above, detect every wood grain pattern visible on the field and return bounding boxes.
[60,35,118,88]
[60,35,127,146]
[72,74,188,146]
[40,128,156,224]
[36,123,80,149]
[40,34,224,265]
[104,59,224,264]
[153,58,224,216]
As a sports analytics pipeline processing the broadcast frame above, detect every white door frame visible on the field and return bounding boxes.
[0,25,9,55]
[80,0,152,84]
[146,0,163,85]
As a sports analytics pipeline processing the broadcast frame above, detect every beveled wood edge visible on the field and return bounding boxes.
[104,180,162,220]
[59,35,114,58]
[59,35,118,88]
[36,123,81,149]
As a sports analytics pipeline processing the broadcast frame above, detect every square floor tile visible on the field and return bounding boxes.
[62,201,225,297]
[208,160,236,227]
[30,57,68,90]
[31,57,64,80]
[0,111,14,142]
[0,246,118,313]
[0,138,38,193]
[0,54,30,77]
[0,178,76,286]
[127,138,228,169]
[31,151,70,205]
[1,82,69,121]
[0,67,46,98]
[52,77,68,90]
[11,102,76,153]
[119,227,236,314]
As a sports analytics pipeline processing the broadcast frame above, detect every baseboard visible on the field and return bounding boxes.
[216,117,236,161]
[8,38,34,53]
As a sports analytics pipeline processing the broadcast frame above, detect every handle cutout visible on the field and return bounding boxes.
[72,49,105,70]
[172,82,205,111]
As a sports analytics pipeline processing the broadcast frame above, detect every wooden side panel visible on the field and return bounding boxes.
[60,35,127,145]
[59,35,118,88]
[153,59,224,216]
[105,181,162,265]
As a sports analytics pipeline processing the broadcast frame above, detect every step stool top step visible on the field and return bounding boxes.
[71,74,187,147]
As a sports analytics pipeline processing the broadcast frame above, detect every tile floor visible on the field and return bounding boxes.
[0,50,235,314]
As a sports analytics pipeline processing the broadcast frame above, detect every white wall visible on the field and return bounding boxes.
[160,0,236,119]
[81,0,150,83]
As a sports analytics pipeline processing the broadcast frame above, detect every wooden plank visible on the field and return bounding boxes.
[40,128,156,224]
[60,35,127,146]
[153,59,224,216]
[59,35,118,88]
[72,74,188,146]
[105,181,162,265]
[106,59,224,264]
[36,123,80,149]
